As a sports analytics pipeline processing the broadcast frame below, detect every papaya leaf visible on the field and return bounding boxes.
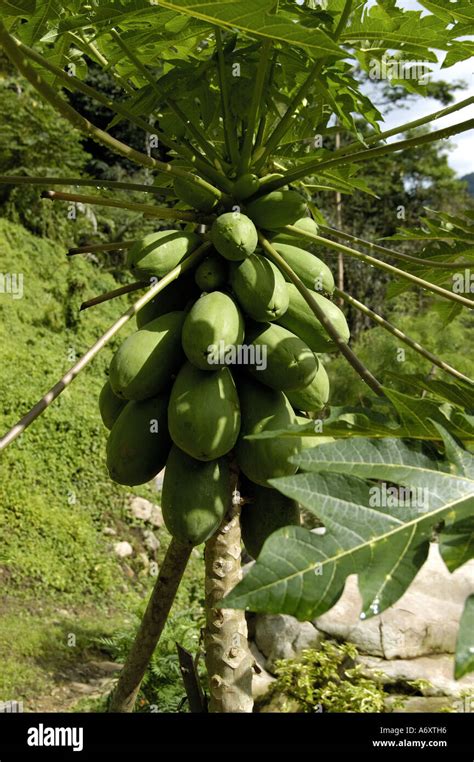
[0,0,37,17]
[439,518,474,572]
[223,436,474,620]
[455,595,474,679]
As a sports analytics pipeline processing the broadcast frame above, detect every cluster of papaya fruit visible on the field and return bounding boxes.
[98,176,350,556]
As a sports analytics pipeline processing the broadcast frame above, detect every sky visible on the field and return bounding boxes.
[366,0,474,177]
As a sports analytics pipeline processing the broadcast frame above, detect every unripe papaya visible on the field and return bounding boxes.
[173,177,218,213]
[99,380,126,430]
[259,173,289,190]
[110,311,185,400]
[210,212,258,261]
[233,173,260,200]
[246,190,307,230]
[270,243,334,294]
[229,253,289,322]
[194,255,228,292]
[271,216,319,246]
[168,362,240,461]
[162,445,229,545]
[126,230,201,280]
[278,284,350,354]
[136,274,197,329]
[182,291,244,370]
[287,361,330,412]
[240,479,300,559]
[106,394,171,486]
[235,376,299,487]
[246,322,317,391]
[295,415,335,451]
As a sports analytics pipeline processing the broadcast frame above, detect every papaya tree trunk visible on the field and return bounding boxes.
[109,537,192,712]
[204,481,254,713]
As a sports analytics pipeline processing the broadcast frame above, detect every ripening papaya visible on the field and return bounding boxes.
[245,190,308,230]
[182,291,244,370]
[136,274,198,329]
[287,361,330,412]
[168,362,240,461]
[126,230,202,280]
[271,216,319,246]
[99,379,127,430]
[295,415,335,451]
[194,255,228,292]
[109,311,185,400]
[173,177,218,213]
[162,445,229,545]
[245,322,318,391]
[233,173,260,200]
[106,394,171,486]
[270,242,334,294]
[235,376,299,487]
[210,212,258,261]
[229,253,289,322]
[277,284,350,353]
[240,479,300,559]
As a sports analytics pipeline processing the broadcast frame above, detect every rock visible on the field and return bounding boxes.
[103,527,117,536]
[149,504,164,528]
[114,541,133,558]
[250,642,275,699]
[143,529,160,553]
[155,469,165,490]
[314,543,474,660]
[127,496,163,527]
[385,695,456,713]
[255,614,324,671]
[359,653,474,697]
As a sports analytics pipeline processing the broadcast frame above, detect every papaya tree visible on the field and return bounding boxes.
[0,0,473,714]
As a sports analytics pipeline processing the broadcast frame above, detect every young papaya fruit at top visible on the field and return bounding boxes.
[271,216,319,246]
[240,478,300,559]
[235,376,299,487]
[182,291,244,370]
[245,322,318,392]
[106,393,171,486]
[270,242,335,294]
[229,253,289,322]
[136,274,198,329]
[246,190,307,230]
[194,255,228,292]
[287,361,330,412]
[294,415,335,451]
[173,176,218,213]
[109,311,185,400]
[259,172,289,190]
[232,173,260,200]
[162,445,230,546]
[99,379,127,430]
[210,212,258,261]
[126,230,202,280]
[277,284,350,354]
[168,362,240,461]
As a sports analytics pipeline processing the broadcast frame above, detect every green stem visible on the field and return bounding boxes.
[252,51,278,159]
[215,27,240,167]
[72,32,136,96]
[259,234,385,397]
[68,240,137,256]
[335,289,474,387]
[167,98,228,172]
[0,24,223,199]
[238,39,272,174]
[80,281,148,311]
[0,242,211,452]
[286,226,474,309]
[42,190,209,222]
[0,175,173,197]
[333,0,353,38]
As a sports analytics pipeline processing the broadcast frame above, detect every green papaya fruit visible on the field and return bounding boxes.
[210,212,258,261]
[271,216,319,246]
[246,322,318,391]
[270,243,334,294]
[99,379,127,430]
[246,190,307,230]
[173,177,218,213]
[162,445,229,545]
[194,255,228,292]
[295,415,335,451]
[106,394,171,486]
[259,173,289,190]
[287,361,330,411]
[235,376,299,487]
[240,479,300,559]
[277,284,350,353]
[182,291,244,370]
[233,173,260,200]
[136,274,197,329]
[126,230,202,280]
[110,311,185,400]
[229,253,289,322]
[168,362,240,461]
